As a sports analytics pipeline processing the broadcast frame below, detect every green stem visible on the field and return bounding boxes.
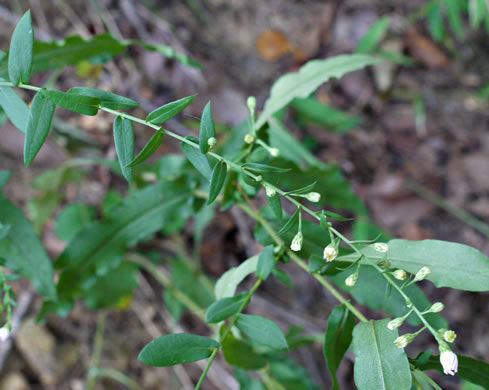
[86,311,107,390]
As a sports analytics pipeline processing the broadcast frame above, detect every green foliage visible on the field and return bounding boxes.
[355,16,390,54]
[181,136,213,179]
[205,292,248,323]
[113,116,135,181]
[256,245,276,280]
[146,94,196,124]
[8,10,33,86]
[126,129,164,167]
[55,203,95,242]
[222,332,267,370]
[43,89,101,116]
[235,314,288,350]
[352,319,412,390]
[208,160,227,204]
[68,87,139,110]
[0,86,29,132]
[215,255,258,299]
[199,101,217,154]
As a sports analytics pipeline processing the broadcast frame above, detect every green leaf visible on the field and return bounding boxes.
[146,94,196,124]
[207,160,227,205]
[242,162,291,174]
[0,86,29,133]
[222,332,267,370]
[181,136,212,179]
[268,193,283,219]
[387,239,489,291]
[55,203,95,242]
[256,245,276,280]
[171,259,215,309]
[412,369,439,390]
[324,305,356,390]
[427,2,445,41]
[215,255,258,299]
[126,129,164,167]
[138,334,219,367]
[277,208,301,235]
[355,16,390,54]
[352,319,412,390]
[272,267,292,286]
[469,0,487,28]
[319,209,352,222]
[235,314,288,350]
[0,51,5,63]
[255,54,382,129]
[0,171,11,189]
[42,89,100,116]
[130,40,203,69]
[199,101,216,153]
[0,194,56,300]
[8,10,34,86]
[445,0,464,37]
[113,116,135,181]
[24,91,56,167]
[284,181,317,195]
[68,87,139,110]
[206,292,248,323]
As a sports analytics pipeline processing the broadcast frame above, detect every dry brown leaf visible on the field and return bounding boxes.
[256,30,291,61]
[405,29,450,68]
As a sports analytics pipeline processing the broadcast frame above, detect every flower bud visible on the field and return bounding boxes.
[269,147,280,157]
[440,350,458,375]
[323,244,338,262]
[255,175,263,182]
[207,137,217,149]
[244,134,255,144]
[345,273,358,287]
[394,333,415,348]
[247,96,256,112]
[290,232,303,252]
[370,242,389,253]
[265,184,276,198]
[0,327,10,342]
[305,192,321,203]
[392,269,407,280]
[443,330,456,343]
[387,317,404,330]
[430,302,444,313]
[414,266,431,282]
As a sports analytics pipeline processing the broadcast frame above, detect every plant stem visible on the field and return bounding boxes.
[86,311,107,390]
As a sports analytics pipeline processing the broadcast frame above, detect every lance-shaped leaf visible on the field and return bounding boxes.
[284,181,317,195]
[355,16,390,53]
[255,54,382,129]
[206,292,248,323]
[268,192,283,219]
[235,314,288,350]
[138,334,219,367]
[215,255,258,299]
[181,136,212,180]
[42,89,101,116]
[24,91,56,166]
[8,10,34,86]
[207,160,227,205]
[324,304,356,390]
[113,116,135,181]
[277,208,301,235]
[126,129,164,167]
[0,194,56,300]
[68,87,139,110]
[0,86,29,133]
[352,319,412,390]
[256,245,275,280]
[146,94,196,124]
[242,162,291,174]
[222,332,267,370]
[199,101,216,153]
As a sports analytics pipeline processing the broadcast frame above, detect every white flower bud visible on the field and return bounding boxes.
[290,232,303,252]
[305,192,321,203]
[265,184,276,198]
[370,242,389,253]
[387,318,404,330]
[142,172,157,182]
[394,333,414,348]
[345,273,358,287]
[430,302,444,313]
[443,330,456,343]
[0,327,10,342]
[269,147,280,157]
[244,134,255,144]
[207,137,217,149]
[414,266,431,282]
[440,351,458,375]
[392,269,407,280]
[247,96,256,112]
[323,244,338,262]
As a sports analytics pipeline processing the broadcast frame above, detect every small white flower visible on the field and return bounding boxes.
[387,318,404,330]
[430,302,444,313]
[414,266,431,282]
[244,134,255,144]
[370,242,389,253]
[345,273,358,287]
[440,351,458,376]
[290,232,303,252]
[394,333,414,348]
[392,269,407,280]
[247,96,256,112]
[269,147,280,157]
[0,327,10,342]
[207,137,217,149]
[265,185,276,198]
[443,330,456,343]
[305,192,321,203]
[323,245,338,262]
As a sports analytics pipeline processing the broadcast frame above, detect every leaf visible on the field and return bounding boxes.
[24,91,56,167]
[42,89,100,116]
[352,319,412,390]
[126,129,164,167]
[138,333,219,367]
[469,0,487,28]
[235,314,288,350]
[324,305,356,390]
[445,0,464,38]
[272,267,292,286]
[207,160,227,205]
[113,116,135,181]
[181,136,213,180]
[256,245,275,280]
[284,181,317,195]
[268,193,283,219]
[277,208,301,235]
[355,16,391,53]
[319,209,352,222]
[0,194,56,300]
[242,163,291,174]
[0,51,5,63]
[215,255,259,299]
[68,87,139,110]
[0,171,11,189]
[146,94,196,124]
[131,40,203,68]
[387,239,489,291]
[205,292,248,323]
[222,332,268,370]
[55,203,95,242]
[427,2,445,41]
[8,10,34,86]
[0,86,29,133]
[199,101,216,153]
[255,54,382,129]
